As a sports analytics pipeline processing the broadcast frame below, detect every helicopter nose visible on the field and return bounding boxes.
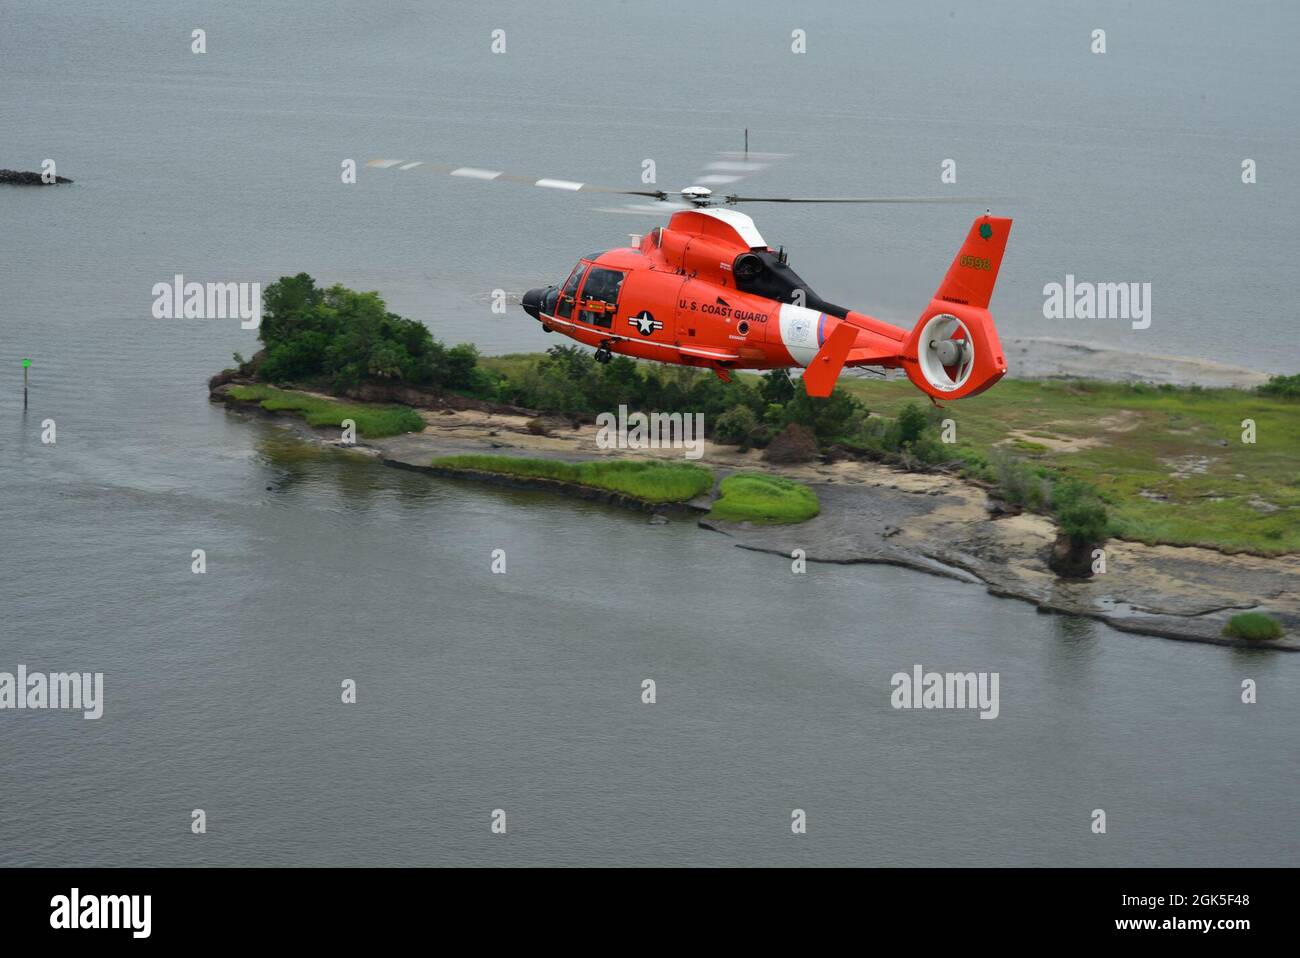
[521,287,545,320]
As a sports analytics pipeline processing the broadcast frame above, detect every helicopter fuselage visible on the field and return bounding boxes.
[522,208,1010,399]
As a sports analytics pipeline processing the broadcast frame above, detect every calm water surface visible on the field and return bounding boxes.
[1,0,1296,866]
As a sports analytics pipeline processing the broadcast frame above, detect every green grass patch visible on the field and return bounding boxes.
[478,352,544,383]
[708,472,820,524]
[428,454,713,503]
[227,384,425,438]
[837,376,1300,554]
[1223,612,1284,641]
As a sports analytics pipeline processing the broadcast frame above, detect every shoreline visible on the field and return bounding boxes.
[383,458,707,514]
[213,381,1299,652]
[998,336,1273,388]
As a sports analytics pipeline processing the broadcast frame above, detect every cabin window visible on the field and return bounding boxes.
[578,266,625,329]
[556,263,587,320]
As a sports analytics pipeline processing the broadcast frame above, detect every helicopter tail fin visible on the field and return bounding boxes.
[934,215,1011,311]
[900,215,1012,400]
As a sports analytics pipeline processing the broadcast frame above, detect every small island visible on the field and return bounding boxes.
[211,274,1299,649]
[0,169,73,185]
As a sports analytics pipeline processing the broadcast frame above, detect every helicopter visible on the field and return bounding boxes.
[367,147,1010,400]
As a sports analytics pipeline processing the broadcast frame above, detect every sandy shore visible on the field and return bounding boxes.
[1000,336,1272,388]
[216,386,1299,652]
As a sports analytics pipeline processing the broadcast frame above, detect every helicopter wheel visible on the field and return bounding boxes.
[594,342,614,364]
[541,324,553,333]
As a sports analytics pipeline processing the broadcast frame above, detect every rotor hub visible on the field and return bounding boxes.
[680,186,713,206]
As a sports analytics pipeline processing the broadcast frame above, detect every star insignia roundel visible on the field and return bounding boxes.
[629,311,662,336]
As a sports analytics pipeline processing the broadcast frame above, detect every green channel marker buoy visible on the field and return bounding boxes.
[22,358,30,409]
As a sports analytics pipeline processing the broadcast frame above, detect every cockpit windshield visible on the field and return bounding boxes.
[577,266,625,329]
[556,262,587,320]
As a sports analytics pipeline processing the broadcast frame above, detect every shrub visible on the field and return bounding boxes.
[760,368,796,405]
[780,387,868,443]
[714,405,759,446]
[1257,373,1300,399]
[498,345,765,421]
[1052,477,1110,544]
[991,450,1049,510]
[907,434,953,467]
[1223,612,1284,640]
[953,446,990,477]
[762,422,819,464]
[1056,497,1109,545]
[885,402,930,450]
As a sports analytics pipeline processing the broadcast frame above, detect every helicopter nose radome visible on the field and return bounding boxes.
[521,287,545,320]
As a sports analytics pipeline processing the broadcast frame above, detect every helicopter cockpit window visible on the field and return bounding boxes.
[556,263,588,320]
[577,266,625,329]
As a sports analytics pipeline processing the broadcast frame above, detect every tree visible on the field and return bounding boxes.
[761,368,796,405]
[781,387,867,443]
[255,274,464,390]
[714,405,759,446]
[1057,499,1109,546]
[441,343,481,390]
[889,402,929,449]
[1052,478,1110,545]
[260,273,325,349]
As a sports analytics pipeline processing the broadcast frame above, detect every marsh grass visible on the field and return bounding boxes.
[1223,612,1284,640]
[837,377,1300,554]
[228,384,425,438]
[708,472,820,524]
[430,454,713,503]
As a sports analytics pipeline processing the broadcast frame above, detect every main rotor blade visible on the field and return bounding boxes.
[366,158,665,198]
[725,195,999,204]
[592,201,694,216]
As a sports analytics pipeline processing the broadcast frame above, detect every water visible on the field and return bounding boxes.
[1,0,1297,866]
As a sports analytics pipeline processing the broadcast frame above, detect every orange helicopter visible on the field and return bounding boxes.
[368,149,1010,400]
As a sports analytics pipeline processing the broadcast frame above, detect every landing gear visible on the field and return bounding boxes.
[594,340,615,364]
